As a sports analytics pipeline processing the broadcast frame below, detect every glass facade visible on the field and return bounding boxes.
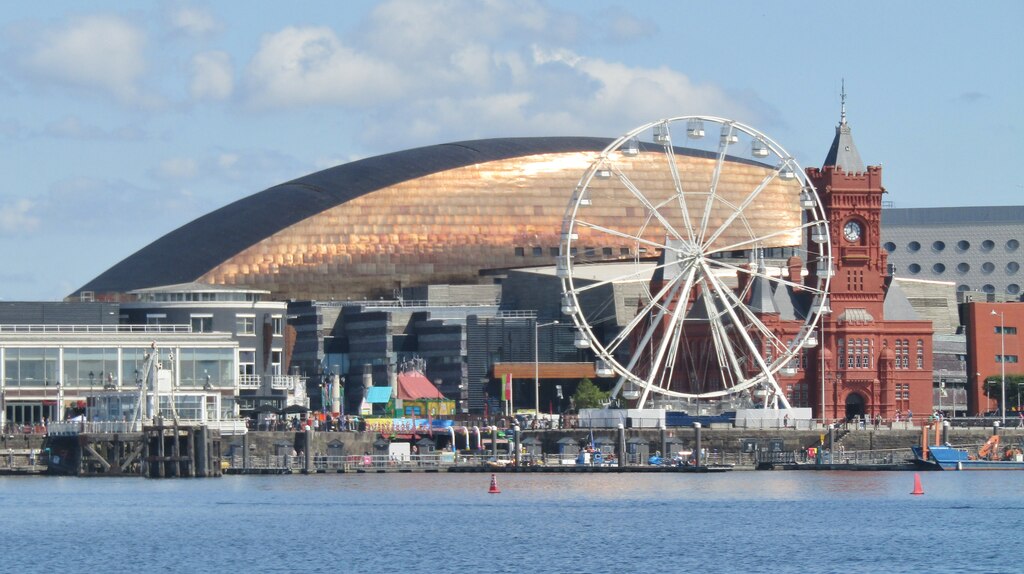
[3,346,236,389]
[62,348,119,388]
[3,347,59,387]
[177,347,234,388]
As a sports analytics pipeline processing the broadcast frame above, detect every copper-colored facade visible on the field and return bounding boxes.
[199,151,802,300]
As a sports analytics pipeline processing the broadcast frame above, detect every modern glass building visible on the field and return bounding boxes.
[0,324,238,428]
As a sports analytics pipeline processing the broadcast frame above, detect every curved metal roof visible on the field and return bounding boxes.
[74,137,616,297]
[72,136,773,299]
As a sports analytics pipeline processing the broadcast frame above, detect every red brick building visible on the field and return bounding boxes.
[801,103,935,423]
[965,302,1023,416]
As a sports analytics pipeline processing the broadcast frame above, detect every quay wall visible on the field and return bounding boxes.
[226,426,1024,459]
[6,425,1020,469]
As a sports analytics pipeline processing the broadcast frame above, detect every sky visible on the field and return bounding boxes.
[0,1,1020,301]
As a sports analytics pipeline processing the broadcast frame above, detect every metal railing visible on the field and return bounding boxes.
[47,418,250,436]
[0,324,192,334]
[238,375,262,389]
[270,375,298,390]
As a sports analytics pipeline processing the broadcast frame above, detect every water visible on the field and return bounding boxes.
[1,472,1020,574]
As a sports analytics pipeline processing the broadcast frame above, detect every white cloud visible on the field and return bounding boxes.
[157,157,198,180]
[43,116,147,140]
[170,6,218,36]
[22,15,148,104]
[190,51,234,100]
[0,199,40,235]
[244,26,407,108]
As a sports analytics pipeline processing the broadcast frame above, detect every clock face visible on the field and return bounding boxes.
[843,221,862,242]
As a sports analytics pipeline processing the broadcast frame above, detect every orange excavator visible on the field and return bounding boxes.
[978,435,1001,460]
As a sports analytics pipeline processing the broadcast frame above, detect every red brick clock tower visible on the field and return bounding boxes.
[804,90,934,424]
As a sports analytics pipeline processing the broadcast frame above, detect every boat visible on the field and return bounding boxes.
[912,435,1024,470]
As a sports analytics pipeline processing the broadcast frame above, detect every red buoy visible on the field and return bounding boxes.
[911,473,924,495]
[488,473,501,494]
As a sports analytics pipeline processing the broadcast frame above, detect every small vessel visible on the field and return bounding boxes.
[912,435,1024,470]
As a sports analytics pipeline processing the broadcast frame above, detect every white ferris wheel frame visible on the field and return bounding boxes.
[558,116,833,409]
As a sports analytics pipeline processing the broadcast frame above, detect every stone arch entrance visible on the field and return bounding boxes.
[844,392,866,421]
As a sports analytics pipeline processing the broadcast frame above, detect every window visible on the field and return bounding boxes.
[271,316,283,336]
[190,314,213,333]
[146,313,166,325]
[239,350,256,376]
[549,247,559,257]
[514,247,525,257]
[602,247,613,256]
[271,351,282,375]
[620,247,630,256]
[995,326,1017,335]
[236,315,255,335]
[916,339,924,369]
[532,247,543,256]
[62,347,119,388]
[3,348,59,387]
[895,339,910,369]
[996,355,1020,364]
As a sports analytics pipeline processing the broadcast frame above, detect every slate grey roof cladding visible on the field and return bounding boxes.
[747,270,778,315]
[883,281,921,321]
[882,206,1024,226]
[823,121,865,173]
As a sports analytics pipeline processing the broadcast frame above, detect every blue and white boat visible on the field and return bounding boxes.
[912,436,1024,471]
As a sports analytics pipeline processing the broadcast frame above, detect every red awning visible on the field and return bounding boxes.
[397,371,444,400]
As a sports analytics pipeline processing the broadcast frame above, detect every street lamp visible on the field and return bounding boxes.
[535,319,559,417]
[992,309,1006,425]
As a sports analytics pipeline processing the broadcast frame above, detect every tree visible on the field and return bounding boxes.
[572,378,609,409]
[983,375,1024,411]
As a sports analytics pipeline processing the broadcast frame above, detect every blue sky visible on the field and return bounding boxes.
[1,1,1020,301]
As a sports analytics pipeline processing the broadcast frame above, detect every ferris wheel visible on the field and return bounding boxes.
[558,116,833,409]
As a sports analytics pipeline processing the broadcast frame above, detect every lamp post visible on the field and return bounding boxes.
[534,319,559,418]
[992,309,1006,425]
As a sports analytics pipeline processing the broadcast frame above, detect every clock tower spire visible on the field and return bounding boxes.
[806,89,888,318]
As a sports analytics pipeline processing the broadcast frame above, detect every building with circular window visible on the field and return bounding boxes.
[881,206,1024,301]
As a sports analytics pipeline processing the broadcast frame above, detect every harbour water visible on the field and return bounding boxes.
[1,472,1020,573]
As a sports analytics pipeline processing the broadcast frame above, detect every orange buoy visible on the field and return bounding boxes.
[911,473,924,496]
[488,473,501,494]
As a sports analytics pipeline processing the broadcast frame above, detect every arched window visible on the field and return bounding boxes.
[916,339,924,369]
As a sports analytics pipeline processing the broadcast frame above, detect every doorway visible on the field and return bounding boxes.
[844,393,866,422]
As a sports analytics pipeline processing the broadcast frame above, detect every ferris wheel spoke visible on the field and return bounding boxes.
[701,170,777,251]
[704,257,828,297]
[699,263,774,377]
[604,267,694,355]
[706,269,791,364]
[698,276,746,392]
[662,138,697,242]
[609,268,694,399]
[700,262,791,408]
[568,255,680,297]
[634,268,700,403]
[615,171,687,244]
[572,219,673,255]
[696,123,734,246]
[705,220,822,257]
